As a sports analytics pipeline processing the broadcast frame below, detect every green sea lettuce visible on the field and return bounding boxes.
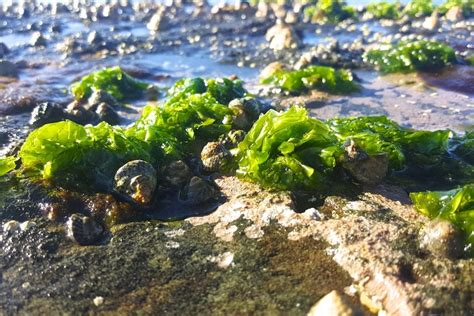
[237,106,471,191]
[364,40,456,73]
[366,1,400,19]
[304,0,356,23]
[439,0,473,16]
[410,184,474,254]
[19,120,177,188]
[71,66,149,101]
[0,156,16,176]
[403,0,435,17]
[260,65,360,95]
[236,106,341,190]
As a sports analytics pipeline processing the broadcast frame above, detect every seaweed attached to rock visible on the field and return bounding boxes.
[364,40,456,73]
[236,106,473,191]
[71,66,150,101]
[366,1,401,19]
[260,64,360,95]
[304,0,356,23]
[410,184,474,255]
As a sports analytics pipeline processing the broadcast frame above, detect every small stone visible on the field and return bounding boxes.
[265,21,301,50]
[95,102,120,125]
[3,220,20,233]
[307,290,361,316]
[179,176,217,205]
[419,219,463,259]
[445,6,463,22]
[30,102,68,128]
[93,296,104,306]
[66,214,104,246]
[422,10,440,31]
[86,90,118,110]
[147,8,171,33]
[260,62,285,80]
[31,32,47,47]
[0,43,9,58]
[19,221,36,231]
[87,31,103,46]
[0,60,18,77]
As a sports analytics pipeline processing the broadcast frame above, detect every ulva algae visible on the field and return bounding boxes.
[364,40,456,73]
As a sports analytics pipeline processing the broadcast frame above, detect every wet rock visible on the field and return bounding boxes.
[114,160,157,205]
[260,61,285,80]
[255,1,270,19]
[342,140,389,185]
[201,141,232,173]
[66,214,104,246]
[50,23,62,33]
[419,219,464,258]
[179,176,217,205]
[0,60,18,77]
[445,6,463,22]
[422,10,440,31]
[29,102,68,128]
[307,290,361,316]
[86,89,118,110]
[30,32,47,47]
[147,8,171,33]
[95,102,120,125]
[57,36,81,54]
[0,43,9,58]
[87,31,104,47]
[2,220,20,233]
[265,21,301,50]
[66,101,98,124]
[161,160,193,189]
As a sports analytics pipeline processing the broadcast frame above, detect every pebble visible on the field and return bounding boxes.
[307,290,361,316]
[0,60,18,77]
[93,296,104,306]
[0,43,9,58]
[31,32,47,47]
[419,219,463,259]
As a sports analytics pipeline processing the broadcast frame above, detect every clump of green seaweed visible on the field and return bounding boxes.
[364,40,456,73]
[438,0,473,16]
[71,66,150,101]
[13,76,250,189]
[403,0,435,17]
[366,1,401,19]
[260,64,359,95]
[0,156,16,177]
[236,106,473,191]
[410,184,474,254]
[304,0,356,23]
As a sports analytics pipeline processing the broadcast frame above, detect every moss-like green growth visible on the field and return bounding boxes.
[0,156,16,176]
[71,66,150,101]
[260,65,359,95]
[439,0,474,16]
[364,40,456,73]
[403,0,435,17]
[304,0,356,23]
[410,183,474,255]
[366,1,401,19]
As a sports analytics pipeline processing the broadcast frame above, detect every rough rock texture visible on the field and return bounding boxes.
[1,176,471,314]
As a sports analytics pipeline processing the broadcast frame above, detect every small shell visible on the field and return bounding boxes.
[228,97,262,130]
[179,176,217,205]
[161,160,193,189]
[66,214,103,246]
[114,160,157,205]
[200,142,232,173]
